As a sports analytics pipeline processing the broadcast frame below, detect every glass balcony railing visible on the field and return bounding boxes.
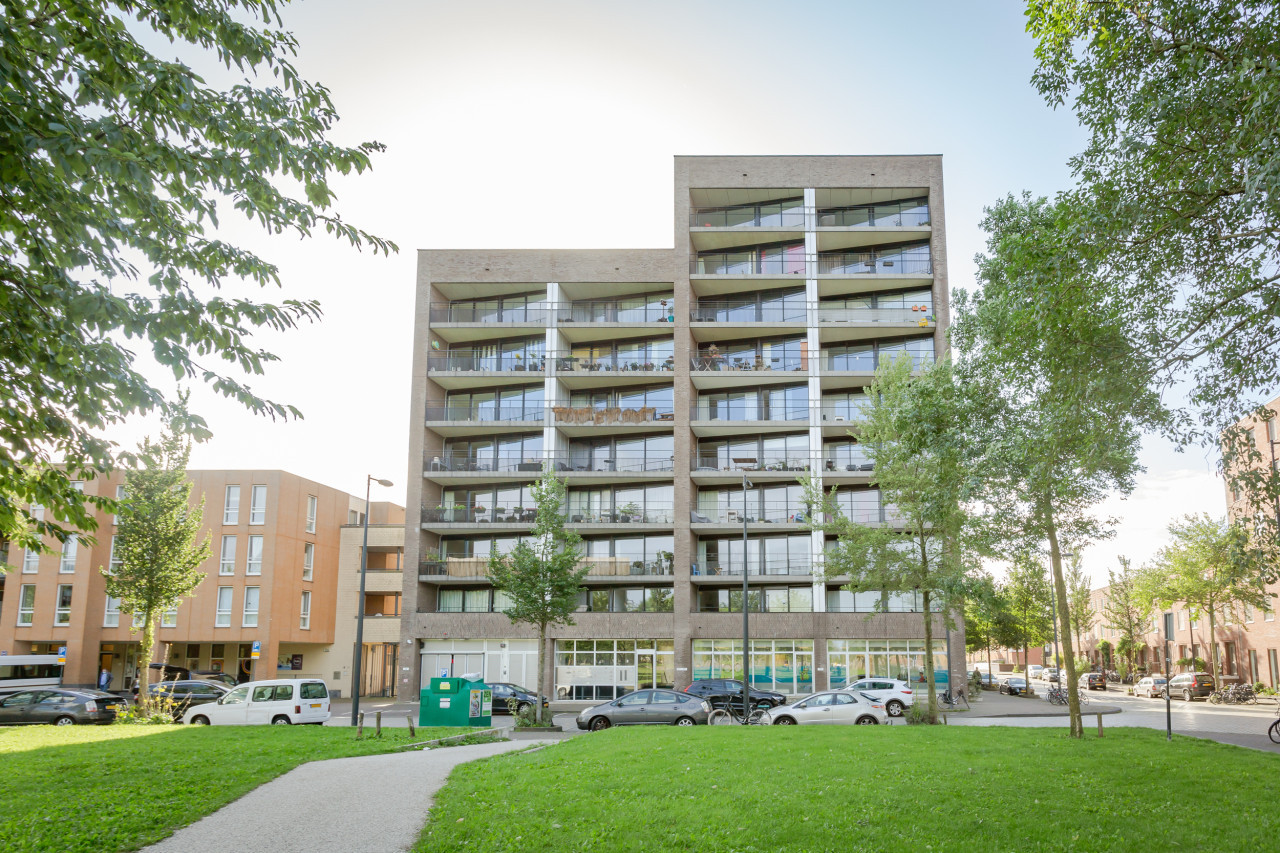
[428,453,545,474]
[551,404,676,424]
[428,351,547,372]
[691,454,875,473]
[689,354,807,373]
[429,302,676,325]
[419,556,672,579]
[690,403,810,423]
[816,203,930,228]
[566,505,675,524]
[691,503,813,524]
[691,252,810,276]
[821,350,935,372]
[425,405,545,423]
[429,303,550,323]
[690,301,807,323]
[421,505,538,524]
[548,451,676,473]
[817,250,932,276]
[549,352,676,373]
[690,206,807,228]
[559,301,675,323]
[696,559,813,578]
[813,306,934,324]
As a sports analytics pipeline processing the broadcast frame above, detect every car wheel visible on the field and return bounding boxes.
[755,700,773,710]
[54,715,76,726]
[886,700,904,717]
[674,716,696,727]
[774,716,796,726]
[271,715,292,725]
[855,716,877,725]
[1183,689,1193,702]
[190,715,210,726]
[589,716,611,731]
[516,703,531,714]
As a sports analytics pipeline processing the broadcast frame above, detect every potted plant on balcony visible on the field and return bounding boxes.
[451,503,466,522]
[617,501,641,523]
[472,504,487,522]
[513,353,525,371]
[493,506,507,521]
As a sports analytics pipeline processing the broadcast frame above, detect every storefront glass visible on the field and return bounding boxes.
[691,639,814,695]
[553,639,674,700]
[826,639,947,688]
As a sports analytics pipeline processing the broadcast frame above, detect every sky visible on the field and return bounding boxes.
[105,0,1233,586]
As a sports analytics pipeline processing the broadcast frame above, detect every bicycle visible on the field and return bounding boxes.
[1046,686,1068,705]
[706,696,768,726]
[940,688,968,708]
[1268,705,1280,745]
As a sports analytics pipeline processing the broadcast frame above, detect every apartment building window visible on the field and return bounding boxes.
[443,385,545,422]
[161,608,177,628]
[568,336,674,371]
[695,586,812,613]
[224,485,240,524]
[109,535,122,575]
[242,587,260,627]
[249,485,266,525]
[1178,610,1186,630]
[1245,605,1255,623]
[29,502,44,522]
[220,535,236,575]
[104,596,121,628]
[438,588,503,613]
[567,386,677,417]
[575,587,675,613]
[215,587,233,627]
[246,535,263,575]
[697,484,803,524]
[21,546,40,573]
[132,611,145,628]
[694,288,806,323]
[1266,606,1276,623]
[303,542,314,581]
[695,335,806,372]
[440,433,544,473]
[17,584,36,626]
[1270,649,1279,688]
[113,484,126,525]
[565,435,672,473]
[59,535,77,573]
[54,585,73,625]
[306,495,317,533]
[697,385,806,423]
[300,591,311,629]
[698,534,810,577]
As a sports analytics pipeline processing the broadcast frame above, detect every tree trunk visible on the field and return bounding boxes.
[1206,608,1219,685]
[1046,511,1082,738]
[921,589,937,721]
[536,625,546,725]
[138,611,157,716]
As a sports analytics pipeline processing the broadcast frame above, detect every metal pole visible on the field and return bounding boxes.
[351,476,373,725]
[741,472,750,723]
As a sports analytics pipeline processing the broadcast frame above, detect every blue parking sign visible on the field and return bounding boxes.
[57,646,67,664]
[251,640,261,660]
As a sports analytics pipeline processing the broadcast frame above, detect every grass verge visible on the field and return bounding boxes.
[0,724,467,853]
[414,726,1280,852]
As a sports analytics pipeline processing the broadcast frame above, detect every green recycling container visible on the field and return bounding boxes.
[419,676,492,728]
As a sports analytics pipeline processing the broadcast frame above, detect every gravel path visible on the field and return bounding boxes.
[142,738,553,853]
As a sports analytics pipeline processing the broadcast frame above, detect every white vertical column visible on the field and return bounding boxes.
[804,188,826,612]
[545,282,566,466]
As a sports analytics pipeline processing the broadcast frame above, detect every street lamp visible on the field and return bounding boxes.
[733,458,756,722]
[351,475,393,726]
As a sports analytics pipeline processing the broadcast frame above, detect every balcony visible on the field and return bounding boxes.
[817,250,932,276]
[550,404,675,427]
[689,354,806,374]
[421,505,537,525]
[690,402,810,425]
[690,301,807,323]
[418,556,673,582]
[814,306,935,326]
[426,450,675,478]
[558,300,675,324]
[567,505,674,525]
[690,252,810,277]
[429,303,550,324]
[427,351,547,374]
[690,503,812,525]
[819,350,935,374]
[816,203,929,228]
[550,352,676,375]
[693,560,814,579]
[690,206,807,229]
[425,405,545,425]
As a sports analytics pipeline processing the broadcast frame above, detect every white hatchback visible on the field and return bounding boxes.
[182,679,331,726]
[763,691,888,726]
[841,678,914,717]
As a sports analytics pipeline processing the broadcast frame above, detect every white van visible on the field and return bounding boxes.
[182,679,330,726]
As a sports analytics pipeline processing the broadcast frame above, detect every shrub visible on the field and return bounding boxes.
[905,701,939,725]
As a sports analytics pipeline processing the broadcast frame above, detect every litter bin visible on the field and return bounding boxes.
[419,676,492,728]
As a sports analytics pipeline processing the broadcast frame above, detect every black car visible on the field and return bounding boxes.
[1085,672,1107,691]
[684,679,786,710]
[488,682,549,715]
[148,679,230,719]
[999,677,1030,696]
[0,688,124,725]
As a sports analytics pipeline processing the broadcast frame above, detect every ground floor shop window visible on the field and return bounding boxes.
[691,639,814,695]
[826,639,946,689]
[554,639,674,700]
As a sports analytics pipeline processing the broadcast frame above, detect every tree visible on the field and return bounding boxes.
[806,357,974,722]
[104,402,210,714]
[487,466,588,724]
[1096,638,1112,671]
[1139,514,1277,684]
[1004,554,1053,677]
[1066,554,1096,657]
[1026,1,1280,528]
[1101,557,1151,677]
[0,1,395,557]
[954,192,1167,737]
[965,576,1018,678]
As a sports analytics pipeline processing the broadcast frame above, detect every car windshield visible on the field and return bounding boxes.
[507,685,533,694]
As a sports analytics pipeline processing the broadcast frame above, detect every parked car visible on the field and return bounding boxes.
[1042,668,1061,683]
[684,679,786,710]
[0,688,124,725]
[576,689,711,730]
[1167,672,1216,701]
[183,679,330,725]
[763,691,887,726]
[1027,665,1044,680]
[1084,672,1107,691]
[488,682,549,715]
[840,678,914,717]
[974,673,1000,689]
[147,680,230,719]
[1134,676,1168,699]
[133,663,238,696]
[999,677,1030,696]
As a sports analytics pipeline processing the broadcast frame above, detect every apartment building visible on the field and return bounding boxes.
[404,155,962,701]
[0,470,362,691]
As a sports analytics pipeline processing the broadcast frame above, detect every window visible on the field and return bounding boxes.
[300,591,311,629]
[224,485,240,524]
[301,682,327,700]
[1178,610,1186,630]
[246,535,263,575]
[21,546,39,574]
[133,611,145,628]
[303,542,314,581]
[1246,605,1255,624]
[59,536,77,573]
[252,685,275,702]
[54,585,73,625]
[249,485,267,525]
[1266,604,1276,623]
[104,596,121,628]
[306,495,317,533]
[113,484,126,525]
[220,535,236,575]
[215,587,233,627]
[17,584,36,626]
[242,586,260,627]
[161,608,177,628]
[108,535,123,575]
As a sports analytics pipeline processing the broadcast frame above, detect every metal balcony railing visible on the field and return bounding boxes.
[558,301,675,323]
[549,352,676,373]
[691,503,814,524]
[690,301,807,323]
[427,453,544,474]
[689,354,806,373]
[419,556,672,579]
[816,204,930,228]
[813,306,935,325]
[690,206,807,228]
[428,303,550,323]
[690,403,811,423]
[695,560,814,578]
[817,251,933,276]
[690,252,810,276]
[427,451,676,474]
[425,405,545,424]
[421,505,539,524]
[566,504,675,524]
[429,301,676,325]
[692,454,874,474]
[820,351,935,372]
[427,351,547,373]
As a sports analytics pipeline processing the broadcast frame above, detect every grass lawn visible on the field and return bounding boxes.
[415,726,1280,852]
[0,724,467,853]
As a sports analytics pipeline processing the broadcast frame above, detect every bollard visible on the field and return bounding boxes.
[358,711,365,737]
[375,711,382,737]
[1096,713,1104,737]
[407,714,416,737]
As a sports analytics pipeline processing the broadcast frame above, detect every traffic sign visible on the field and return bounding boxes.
[57,646,67,664]
[251,640,261,660]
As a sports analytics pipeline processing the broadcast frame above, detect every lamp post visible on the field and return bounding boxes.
[351,475,393,726]
[733,458,756,722]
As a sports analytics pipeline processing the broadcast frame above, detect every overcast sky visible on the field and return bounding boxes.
[106,0,1233,586]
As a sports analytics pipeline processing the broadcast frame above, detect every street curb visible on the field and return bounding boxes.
[973,707,1123,718]
[402,727,504,749]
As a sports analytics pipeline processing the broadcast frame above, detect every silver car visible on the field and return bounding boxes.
[763,691,888,726]
[576,689,711,730]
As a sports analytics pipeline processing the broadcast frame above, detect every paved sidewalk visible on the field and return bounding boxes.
[142,738,553,853]
[956,690,1121,718]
